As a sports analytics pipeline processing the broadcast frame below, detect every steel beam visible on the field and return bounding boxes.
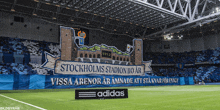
[160,0,164,8]
[172,0,178,12]
[130,0,187,19]
[201,0,208,16]
[191,0,200,21]
[146,11,220,38]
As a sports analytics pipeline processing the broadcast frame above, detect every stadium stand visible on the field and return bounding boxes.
[0,36,58,75]
[1,36,220,83]
[145,49,220,83]
[145,47,220,64]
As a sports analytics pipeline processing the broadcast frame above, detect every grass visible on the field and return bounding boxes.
[0,85,220,110]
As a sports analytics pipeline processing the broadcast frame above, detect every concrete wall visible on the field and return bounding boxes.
[0,12,133,51]
[0,12,59,43]
[203,34,218,50]
[147,33,220,52]
[190,37,204,51]
[217,34,220,47]
[148,40,162,52]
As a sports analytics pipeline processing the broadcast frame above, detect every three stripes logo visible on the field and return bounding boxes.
[75,89,128,99]
[78,92,96,98]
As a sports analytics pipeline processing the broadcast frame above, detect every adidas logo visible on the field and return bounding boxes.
[97,90,125,97]
[75,89,128,99]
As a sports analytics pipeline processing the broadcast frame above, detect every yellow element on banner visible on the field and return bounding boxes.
[78,31,86,39]
[179,64,182,69]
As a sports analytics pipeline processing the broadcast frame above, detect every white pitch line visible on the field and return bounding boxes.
[0,94,47,110]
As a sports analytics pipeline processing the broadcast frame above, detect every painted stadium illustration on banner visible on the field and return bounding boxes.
[42,26,152,76]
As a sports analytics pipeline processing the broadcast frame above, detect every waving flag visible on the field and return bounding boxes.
[75,28,89,45]
[79,37,84,45]
[75,37,84,45]
[127,44,133,52]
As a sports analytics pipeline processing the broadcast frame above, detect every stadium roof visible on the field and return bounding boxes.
[0,0,220,39]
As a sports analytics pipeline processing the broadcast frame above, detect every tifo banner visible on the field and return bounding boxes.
[45,75,181,89]
[42,53,151,75]
[43,53,151,75]
[55,60,145,75]
[0,74,194,90]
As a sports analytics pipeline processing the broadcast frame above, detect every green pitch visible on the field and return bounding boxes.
[0,85,220,110]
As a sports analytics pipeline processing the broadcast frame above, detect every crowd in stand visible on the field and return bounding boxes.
[0,36,59,75]
[145,52,197,64]
[0,63,34,75]
[1,36,220,83]
[194,66,220,83]
[152,67,196,77]
[151,66,220,83]
[146,47,220,83]
[145,47,220,64]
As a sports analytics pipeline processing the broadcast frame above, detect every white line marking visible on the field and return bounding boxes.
[0,94,47,110]
[79,92,96,93]
[79,96,96,97]
[79,94,96,96]
[79,95,96,97]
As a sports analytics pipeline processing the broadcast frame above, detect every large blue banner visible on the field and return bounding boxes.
[0,75,194,90]
[0,75,14,90]
[45,75,181,89]
[29,75,45,89]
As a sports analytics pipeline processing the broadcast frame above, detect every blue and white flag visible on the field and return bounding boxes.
[177,63,184,69]
[75,37,84,45]
[127,44,133,52]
